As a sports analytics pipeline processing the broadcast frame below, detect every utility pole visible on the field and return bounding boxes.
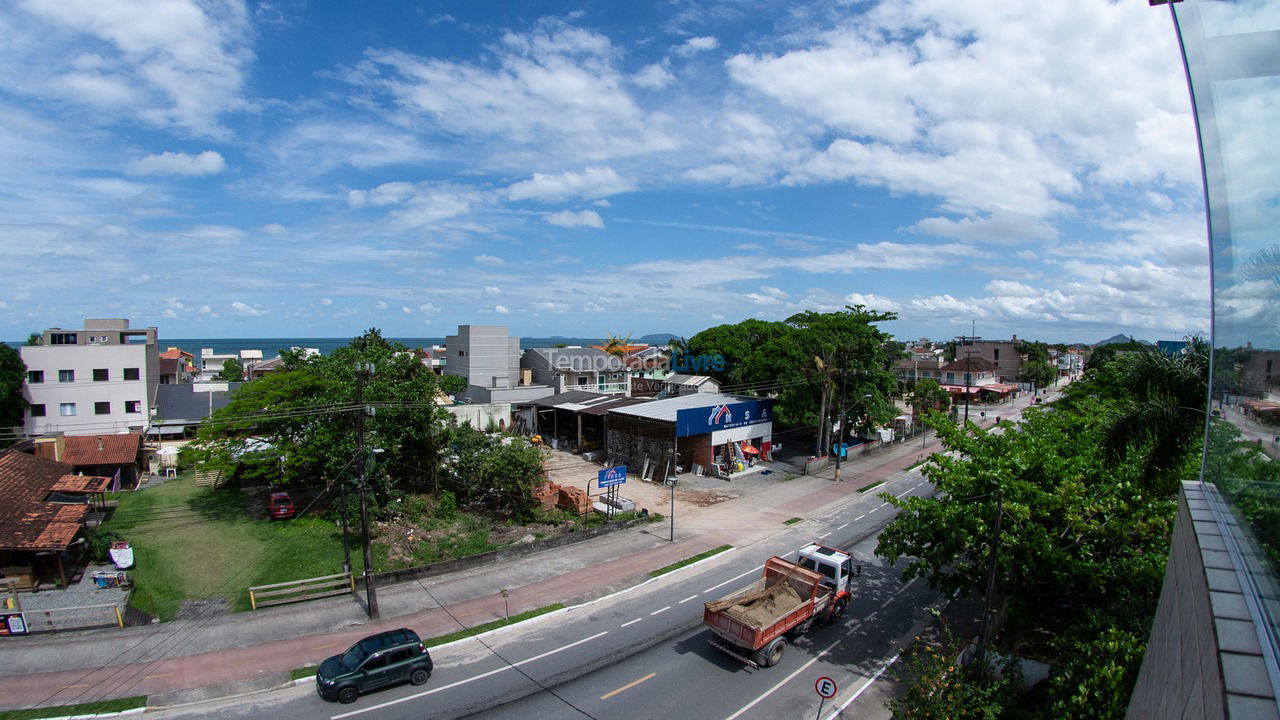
[339,479,352,574]
[356,363,379,619]
[975,488,1003,677]
[833,356,848,482]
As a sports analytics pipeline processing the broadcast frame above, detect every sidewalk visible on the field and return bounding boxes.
[0,393,1039,711]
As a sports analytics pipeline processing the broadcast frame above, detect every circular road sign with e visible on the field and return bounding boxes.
[815,676,837,699]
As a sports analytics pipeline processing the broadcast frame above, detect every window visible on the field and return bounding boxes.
[27,370,43,384]
[387,648,413,664]
[49,333,77,345]
[94,401,110,415]
[363,654,388,671]
[59,369,74,383]
[30,404,45,417]
[125,400,141,414]
[59,403,76,416]
[93,368,109,382]
[993,348,1000,361]
[123,367,140,381]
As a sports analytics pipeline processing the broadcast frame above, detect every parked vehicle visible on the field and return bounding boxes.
[703,544,855,668]
[316,628,433,703]
[267,491,295,520]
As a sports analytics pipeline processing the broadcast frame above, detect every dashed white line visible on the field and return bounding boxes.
[853,514,866,522]
[822,654,900,720]
[704,566,762,594]
[621,618,642,628]
[650,605,671,616]
[678,594,698,604]
[837,523,849,530]
[818,532,832,539]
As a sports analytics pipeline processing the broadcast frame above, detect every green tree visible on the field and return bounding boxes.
[1096,336,1210,495]
[0,343,27,444]
[25,332,41,346]
[907,378,950,415]
[213,357,244,382]
[443,424,547,521]
[185,329,455,498]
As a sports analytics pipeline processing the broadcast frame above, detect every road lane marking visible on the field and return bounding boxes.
[331,631,609,719]
[621,618,642,627]
[145,672,174,680]
[678,594,698,604]
[837,523,849,530]
[894,488,914,499]
[650,605,671,616]
[853,514,866,521]
[818,531,832,539]
[313,643,338,650]
[704,566,762,594]
[600,672,656,700]
[61,684,89,689]
[823,654,900,720]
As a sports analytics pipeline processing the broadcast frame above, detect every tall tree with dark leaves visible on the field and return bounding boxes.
[0,343,27,446]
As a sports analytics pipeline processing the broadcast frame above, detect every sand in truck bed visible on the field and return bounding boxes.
[721,583,804,628]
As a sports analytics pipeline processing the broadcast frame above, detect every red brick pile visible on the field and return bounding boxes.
[556,486,591,515]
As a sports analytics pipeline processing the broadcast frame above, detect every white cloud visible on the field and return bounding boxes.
[475,254,505,266]
[984,280,1038,297]
[494,304,510,314]
[534,301,568,313]
[261,223,286,235]
[419,303,440,314]
[231,301,266,317]
[485,286,502,295]
[13,0,255,137]
[844,292,901,312]
[546,209,604,229]
[128,150,226,176]
[676,36,719,56]
[320,298,333,305]
[505,166,633,202]
[375,301,388,309]
[632,63,674,89]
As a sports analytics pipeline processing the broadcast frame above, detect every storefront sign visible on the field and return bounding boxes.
[675,399,773,437]
[598,466,628,488]
[0,613,27,635]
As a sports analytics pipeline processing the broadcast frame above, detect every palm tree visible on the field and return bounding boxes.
[596,331,633,358]
[1100,336,1210,494]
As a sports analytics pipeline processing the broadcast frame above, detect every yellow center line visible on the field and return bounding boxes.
[145,672,174,680]
[313,643,338,650]
[600,672,656,700]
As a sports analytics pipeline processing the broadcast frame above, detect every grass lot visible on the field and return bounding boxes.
[103,477,357,620]
[0,696,147,719]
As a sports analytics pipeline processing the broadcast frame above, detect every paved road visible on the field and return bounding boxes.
[149,469,939,720]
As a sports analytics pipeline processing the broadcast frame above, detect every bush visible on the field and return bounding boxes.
[82,528,124,563]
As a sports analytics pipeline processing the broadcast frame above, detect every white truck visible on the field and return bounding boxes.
[703,543,857,668]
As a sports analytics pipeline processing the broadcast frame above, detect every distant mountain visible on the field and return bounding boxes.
[638,333,680,345]
[1094,334,1153,347]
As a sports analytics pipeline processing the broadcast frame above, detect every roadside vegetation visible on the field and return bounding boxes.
[876,337,1276,719]
[0,696,147,720]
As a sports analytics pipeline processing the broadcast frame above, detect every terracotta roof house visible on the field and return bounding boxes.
[57,433,144,489]
[0,450,110,589]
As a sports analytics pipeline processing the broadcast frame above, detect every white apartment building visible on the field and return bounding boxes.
[21,319,160,437]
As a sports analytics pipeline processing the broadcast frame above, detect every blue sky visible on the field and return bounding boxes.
[0,0,1207,344]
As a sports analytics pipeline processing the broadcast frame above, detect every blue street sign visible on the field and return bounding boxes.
[598,466,627,488]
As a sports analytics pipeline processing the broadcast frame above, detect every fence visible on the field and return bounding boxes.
[21,604,123,633]
[249,572,354,610]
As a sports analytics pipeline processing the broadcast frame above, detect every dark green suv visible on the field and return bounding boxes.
[316,628,433,704]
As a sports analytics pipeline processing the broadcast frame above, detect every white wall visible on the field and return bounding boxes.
[22,343,155,436]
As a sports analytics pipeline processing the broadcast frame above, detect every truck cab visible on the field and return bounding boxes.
[795,543,855,602]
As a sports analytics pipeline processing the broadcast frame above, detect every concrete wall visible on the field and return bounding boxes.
[442,402,512,430]
[445,325,520,390]
[1127,482,1280,720]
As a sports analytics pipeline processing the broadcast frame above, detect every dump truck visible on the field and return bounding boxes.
[703,543,856,668]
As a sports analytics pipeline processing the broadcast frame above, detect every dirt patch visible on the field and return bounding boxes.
[175,596,230,620]
[677,489,735,507]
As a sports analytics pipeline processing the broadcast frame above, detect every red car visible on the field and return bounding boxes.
[268,491,296,520]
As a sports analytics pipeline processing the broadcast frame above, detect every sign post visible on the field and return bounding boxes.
[814,675,837,719]
[598,466,627,518]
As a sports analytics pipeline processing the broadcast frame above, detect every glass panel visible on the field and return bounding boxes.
[1173,0,1280,687]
